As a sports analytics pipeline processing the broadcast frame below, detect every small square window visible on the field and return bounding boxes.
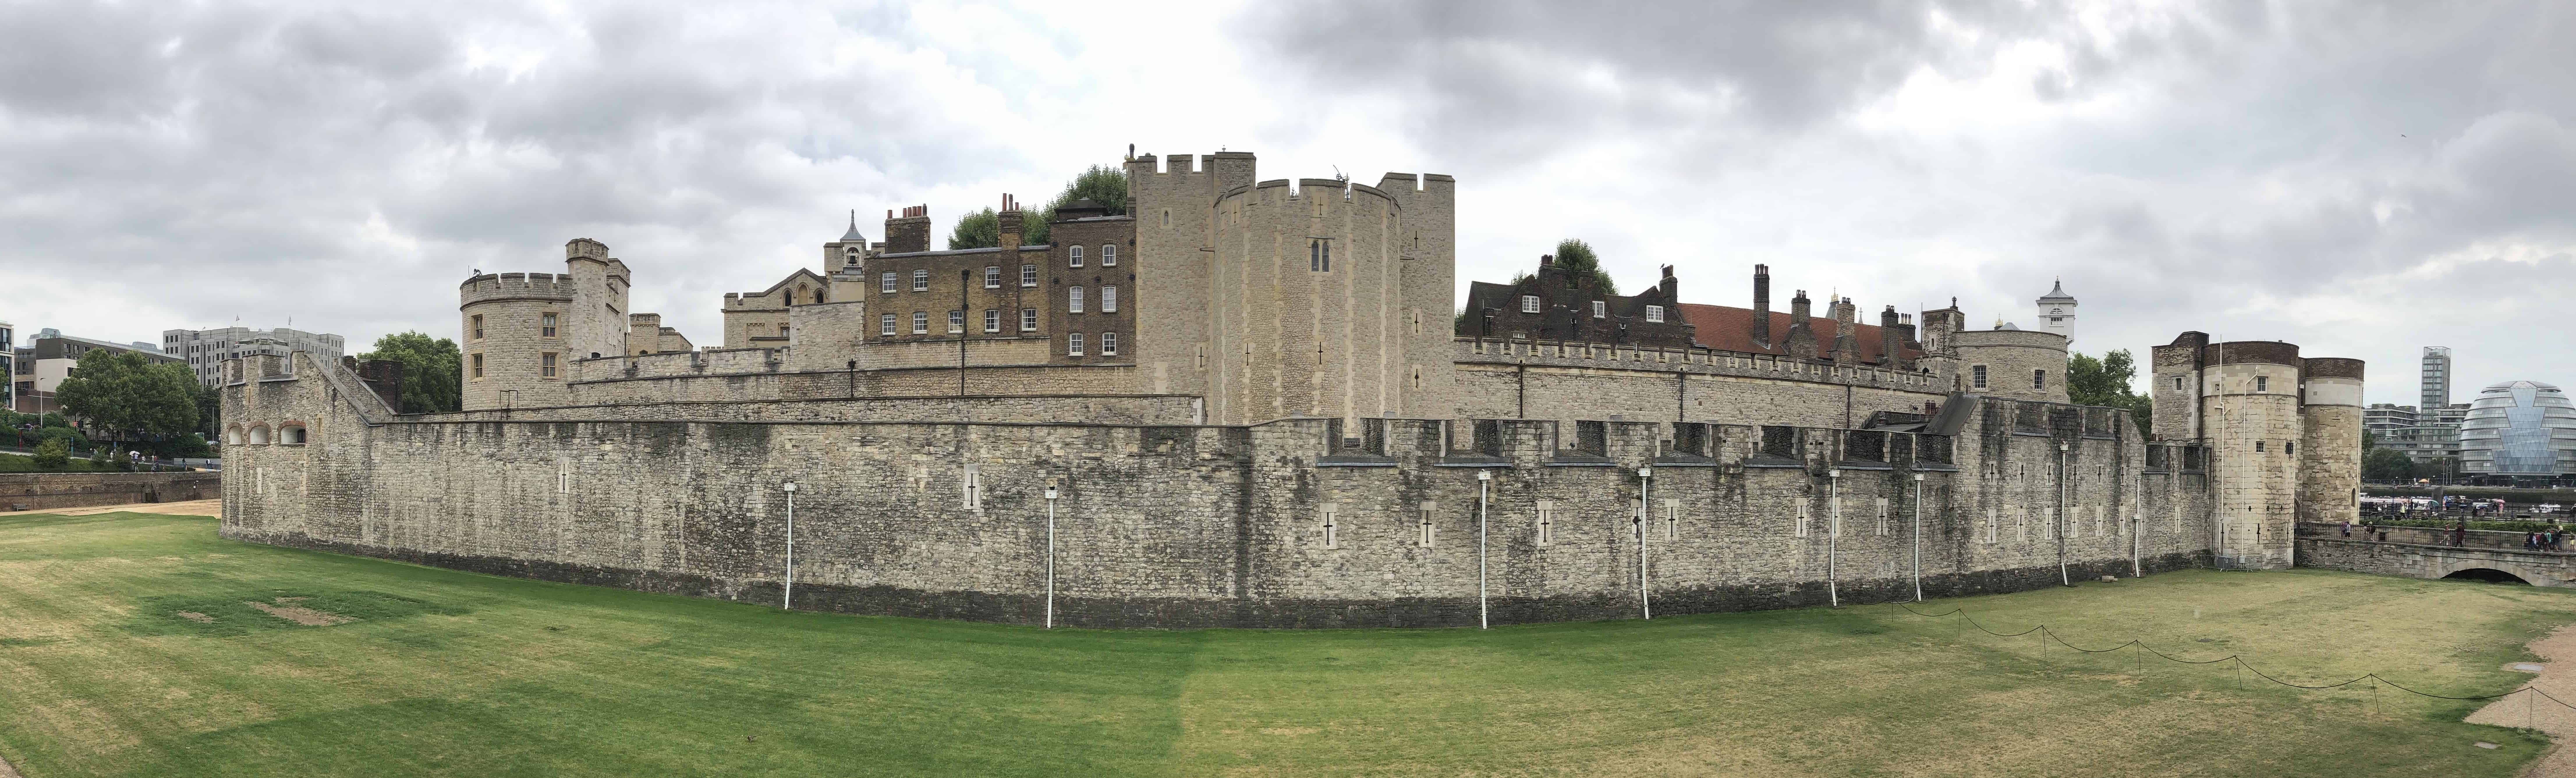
[1101,332,1118,355]
[881,272,897,293]
[912,312,928,334]
[2256,440,2266,453]
[1070,245,1084,267]
[1068,332,1085,357]
[1645,305,1663,323]
[2256,376,2269,392]
[1021,308,1037,331]
[912,269,929,292]
[1021,264,1038,287]
[1101,244,1117,266]
[1521,295,1540,313]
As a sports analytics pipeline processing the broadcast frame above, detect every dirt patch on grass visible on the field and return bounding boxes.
[246,598,353,627]
[175,611,215,624]
[2467,623,2576,776]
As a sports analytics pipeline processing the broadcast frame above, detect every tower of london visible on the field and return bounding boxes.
[212,148,2362,628]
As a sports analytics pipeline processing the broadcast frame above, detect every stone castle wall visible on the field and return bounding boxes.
[221,353,2212,629]
[1453,338,1950,429]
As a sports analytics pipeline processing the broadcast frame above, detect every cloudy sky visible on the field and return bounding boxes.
[5,1,2572,406]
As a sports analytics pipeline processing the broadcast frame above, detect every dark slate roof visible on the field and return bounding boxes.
[2037,279,2075,303]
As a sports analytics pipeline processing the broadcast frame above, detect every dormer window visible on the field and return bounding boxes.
[1521,295,1540,314]
[1592,301,1606,319]
[1645,305,1664,323]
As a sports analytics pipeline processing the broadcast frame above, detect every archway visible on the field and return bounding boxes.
[2443,568,2532,585]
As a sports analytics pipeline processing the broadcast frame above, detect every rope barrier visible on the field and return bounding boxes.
[1888,602,2576,708]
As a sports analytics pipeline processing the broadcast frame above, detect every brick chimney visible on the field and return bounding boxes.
[1831,298,1861,363]
[1751,264,1771,348]
[997,195,1023,254]
[1786,289,1816,357]
[1879,305,1905,369]
[355,358,406,413]
[884,205,931,254]
[1658,264,1677,299]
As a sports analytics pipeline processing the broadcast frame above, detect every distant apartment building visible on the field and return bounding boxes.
[163,326,346,387]
[2422,346,2453,411]
[0,320,13,415]
[13,329,181,414]
[2363,403,2418,438]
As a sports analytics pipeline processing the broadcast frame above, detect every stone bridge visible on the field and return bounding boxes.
[2297,523,2576,586]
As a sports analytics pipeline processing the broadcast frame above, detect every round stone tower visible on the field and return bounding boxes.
[457,238,626,411]
[2298,357,2365,527]
[2203,341,2303,569]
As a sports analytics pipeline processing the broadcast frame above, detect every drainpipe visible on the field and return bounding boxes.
[2057,442,2070,586]
[1636,466,1653,620]
[1044,483,1059,629]
[781,482,797,609]
[1828,468,1841,607]
[1911,471,1924,602]
[1477,469,1492,629]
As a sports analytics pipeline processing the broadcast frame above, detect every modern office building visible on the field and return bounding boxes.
[2457,380,2576,486]
[0,320,13,415]
[163,326,345,387]
[13,329,181,414]
[2363,403,2418,438]
[2421,346,2453,411]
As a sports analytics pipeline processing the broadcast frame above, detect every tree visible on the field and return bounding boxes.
[52,350,200,443]
[358,331,463,413]
[1551,239,1618,295]
[2364,447,2413,481]
[30,438,66,470]
[949,164,1133,249]
[2066,349,2153,434]
[1024,164,1129,246]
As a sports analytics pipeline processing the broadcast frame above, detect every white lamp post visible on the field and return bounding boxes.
[1044,483,1060,629]
[1477,469,1492,630]
[1827,468,1841,608]
[781,482,797,610]
[1911,472,1924,602]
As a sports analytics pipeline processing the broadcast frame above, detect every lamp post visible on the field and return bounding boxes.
[1044,482,1060,629]
[2057,442,2070,587]
[1636,466,1653,620]
[781,482,797,610]
[1911,471,1924,602]
[1477,468,1492,630]
[1827,468,1841,608]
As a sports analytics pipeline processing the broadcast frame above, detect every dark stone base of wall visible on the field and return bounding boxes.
[3,472,221,512]
[225,528,2215,630]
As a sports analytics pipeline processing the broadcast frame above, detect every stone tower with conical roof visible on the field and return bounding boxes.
[2036,278,2077,344]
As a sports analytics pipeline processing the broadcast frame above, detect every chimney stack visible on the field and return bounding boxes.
[884,204,931,254]
[1786,289,1816,358]
[1752,264,1772,348]
[998,194,1023,253]
[1879,305,1905,369]
[1658,264,1677,299]
[1831,299,1861,363]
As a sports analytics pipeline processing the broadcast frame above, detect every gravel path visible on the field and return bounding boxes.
[0,498,220,517]
[2467,624,2576,777]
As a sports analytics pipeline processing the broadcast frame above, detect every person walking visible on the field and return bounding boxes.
[2454,520,2468,548]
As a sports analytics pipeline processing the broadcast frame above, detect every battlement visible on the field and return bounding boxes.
[459,272,576,305]
[565,238,608,260]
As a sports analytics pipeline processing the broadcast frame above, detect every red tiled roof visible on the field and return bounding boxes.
[1676,303,1923,364]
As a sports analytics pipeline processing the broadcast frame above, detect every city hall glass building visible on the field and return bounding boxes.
[2458,380,2576,486]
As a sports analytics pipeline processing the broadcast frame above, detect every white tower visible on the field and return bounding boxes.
[2035,278,2077,344]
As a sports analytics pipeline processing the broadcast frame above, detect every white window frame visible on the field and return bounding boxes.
[1100,332,1117,356]
[1067,332,1085,356]
[1592,300,1606,319]
[1521,295,1541,314]
[912,311,928,335]
[1646,305,1663,323]
[983,266,1000,288]
[1971,364,1989,390]
[1101,244,1117,266]
[984,309,1000,333]
[1021,308,1037,331]
[881,272,898,293]
[912,269,929,292]
[1069,245,1084,267]
[880,314,896,336]
[948,310,964,334]
[1102,286,1117,313]
[1070,287,1085,314]
[1021,264,1038,287]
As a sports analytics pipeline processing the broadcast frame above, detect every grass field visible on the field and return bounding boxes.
[0,452,115,473]
[1,512,2571,777]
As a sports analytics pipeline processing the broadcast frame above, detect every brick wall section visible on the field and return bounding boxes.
[224,352,2212,628]
[399,394,1202,425]
[2,471,220,512]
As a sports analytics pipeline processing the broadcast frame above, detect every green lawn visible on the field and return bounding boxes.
[0,452,115,473]
[0,512,2569,777]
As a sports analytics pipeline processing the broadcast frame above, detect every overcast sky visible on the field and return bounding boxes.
[5,1,2572,406]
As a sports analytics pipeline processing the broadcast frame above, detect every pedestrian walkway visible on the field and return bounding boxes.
[0,498,219,518]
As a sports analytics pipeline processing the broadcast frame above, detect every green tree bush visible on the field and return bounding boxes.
[31,438,67,470]
[949,164,1131,249]
[358,331,464,413]
[52,350,200,444]
[2066,349,2152,433]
